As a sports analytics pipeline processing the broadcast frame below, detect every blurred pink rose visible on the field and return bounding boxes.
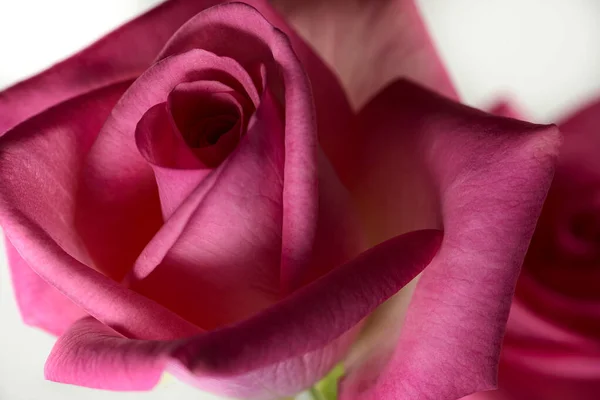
[0,0,560,399]
[463,98,600,400]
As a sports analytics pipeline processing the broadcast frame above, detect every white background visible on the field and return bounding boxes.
[1,1,599,399]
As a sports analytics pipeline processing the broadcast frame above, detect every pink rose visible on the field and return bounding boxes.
[0,0,560,399]
[469,97,600,400]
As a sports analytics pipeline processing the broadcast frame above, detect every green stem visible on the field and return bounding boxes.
[309,387,327,400]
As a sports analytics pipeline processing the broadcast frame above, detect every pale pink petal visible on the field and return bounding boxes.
[340,80,561,400]
[46,230,442,398]
[271,0,457,108]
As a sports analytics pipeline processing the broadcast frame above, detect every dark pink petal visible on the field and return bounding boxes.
[339,80,561,400]
[4,239,86,336]
[271,0,457,108]
[46,230,442,398]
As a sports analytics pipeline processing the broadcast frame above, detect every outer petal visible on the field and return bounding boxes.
[271,0,457,108]
[4,238,86,335]
[45,230,442,399]
[340,80,561,400]
[0,84,199,340]
[0,82,136,335]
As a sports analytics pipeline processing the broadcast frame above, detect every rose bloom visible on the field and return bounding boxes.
[0,1,560,399]
[459,98,600,400]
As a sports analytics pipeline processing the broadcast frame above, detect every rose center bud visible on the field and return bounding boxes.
[168,80,254,167]
[190,115,237,147]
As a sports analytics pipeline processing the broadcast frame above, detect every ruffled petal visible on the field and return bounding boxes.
[46,229,442,398]
[340,80,561,400]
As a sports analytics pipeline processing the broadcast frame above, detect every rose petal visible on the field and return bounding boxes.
[271,0,457,108]
[3,238,86,335]
[0,83,199,339]
[339,80,561,400]
[46,229,442,398]
[129,87,286,329]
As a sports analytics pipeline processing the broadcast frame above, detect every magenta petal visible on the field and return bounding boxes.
[340,80,561,400]
[0,83,133,335]
[4,239,86,335]
[46,230,442,398]
[45,317,174,390]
